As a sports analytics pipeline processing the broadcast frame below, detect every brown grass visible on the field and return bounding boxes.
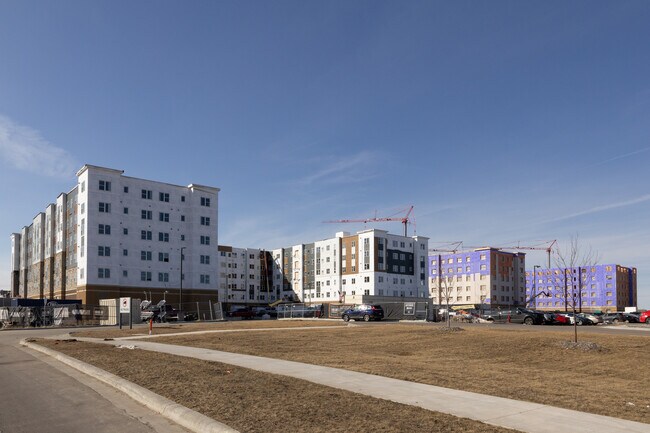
[149,323,650,423]
[72,319,345,339]
[37,339,515,433]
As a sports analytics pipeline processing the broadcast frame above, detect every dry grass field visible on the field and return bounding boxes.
[147,323,650,423]
[37,339,515,433]
[72,319,345,339]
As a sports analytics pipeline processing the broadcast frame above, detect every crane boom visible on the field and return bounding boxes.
[323,206,415,237]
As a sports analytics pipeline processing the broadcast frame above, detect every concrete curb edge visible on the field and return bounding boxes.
[20,339,239,433]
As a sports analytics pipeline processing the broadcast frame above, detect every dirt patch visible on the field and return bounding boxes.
[72,319,345,339]
[37,339,514,433]
[149,324,650,423]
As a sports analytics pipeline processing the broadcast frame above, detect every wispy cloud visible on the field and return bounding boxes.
[543,194,650,224]
[590,147,650,167]
[0,114,77,179]
[295,150,382,186]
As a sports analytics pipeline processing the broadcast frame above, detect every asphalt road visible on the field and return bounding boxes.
[0,327,189,433]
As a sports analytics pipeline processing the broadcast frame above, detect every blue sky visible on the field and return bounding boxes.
[1,1,649,306]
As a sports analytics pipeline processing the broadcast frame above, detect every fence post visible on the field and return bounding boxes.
[210,301,214,320]
[196,302,201,321]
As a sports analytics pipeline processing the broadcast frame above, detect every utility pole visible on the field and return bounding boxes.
[180,246,186,312]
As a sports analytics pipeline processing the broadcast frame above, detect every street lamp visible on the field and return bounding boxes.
[180,247,186,311]
[532,265,541,308]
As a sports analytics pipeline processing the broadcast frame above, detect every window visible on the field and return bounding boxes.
[200,235,210,245]
[158,232,169,242]
[123,207,128,214]
[141,230,152,240]
[98,180,111,191]
[180,235,185,241]
[81,181,85,192]
[480,264,486,270]
[123,249,128,256]
[364,276,370,282]
[80,203,85,214]
[141,251,152,261]
[480,254,486,260]
[201,197,211,207]
[159,252,169,262]
[181,215,185,222]
[200,255,210,264]
[98,268,110,279]
[159,192,170,202]
[98,202,111,213]
[200,216,211,226]
[200,274,211,284]
[141,210,152,220]
[123,186,129,193]
[181,196,185,202]
[141,189,152,200]
[98,224,111,235]
[123,270,128,277]
[159,212,170,222]
[158,272,169,282]
[141,271,152,282]
[123,228,129,235]
[98,246,111,257]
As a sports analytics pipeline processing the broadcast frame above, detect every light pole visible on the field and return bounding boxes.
[180,247,186,311]
[532,265,541,308]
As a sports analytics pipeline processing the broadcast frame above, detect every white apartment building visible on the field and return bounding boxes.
[10,165,220,305]
[217,246,275,304]
[271,230,429,304]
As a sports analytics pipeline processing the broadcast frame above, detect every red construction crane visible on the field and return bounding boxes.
[323,206,415,237]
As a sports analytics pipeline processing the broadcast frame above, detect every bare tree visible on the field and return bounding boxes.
[439,274,454,328]
[553,235,600,343]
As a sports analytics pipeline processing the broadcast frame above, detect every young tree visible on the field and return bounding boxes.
[553,235,600,343]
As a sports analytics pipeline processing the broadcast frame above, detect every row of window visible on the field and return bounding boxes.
[431,255,488,266]
[96,225,211,246]
[96,267,211,284]
[94,179,212,207]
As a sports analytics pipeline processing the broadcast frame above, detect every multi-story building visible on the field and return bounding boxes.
[10,165,220,305]
[525,264,637,312]
[217,245,274,304]
[271,230,429,304]
[429,248,527,309]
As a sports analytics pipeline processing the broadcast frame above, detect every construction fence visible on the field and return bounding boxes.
[278,301,432,321]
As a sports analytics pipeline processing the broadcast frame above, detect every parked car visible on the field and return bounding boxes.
[562,312,594,325]
[579,313,602,324]
[481,308,544,325]
[254,307,278,318]
[622,313,640,323]
[341,304,384,322]
[551,313,570,325]
[227,306,255,319]
[638,311,650,323]
[602,313,627,324]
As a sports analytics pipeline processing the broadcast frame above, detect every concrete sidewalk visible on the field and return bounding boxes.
[78,336,649,433]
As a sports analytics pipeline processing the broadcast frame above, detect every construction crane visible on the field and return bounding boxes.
[495,240,557,269]
[323,206,415,237]
[462,240,558,268]
[428,241,464,254]
[426,240,558,268]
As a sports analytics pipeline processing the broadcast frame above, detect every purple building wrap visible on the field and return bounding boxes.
[525,264,637,312]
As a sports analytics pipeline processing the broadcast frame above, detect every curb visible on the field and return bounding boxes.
[20,339,239,433]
